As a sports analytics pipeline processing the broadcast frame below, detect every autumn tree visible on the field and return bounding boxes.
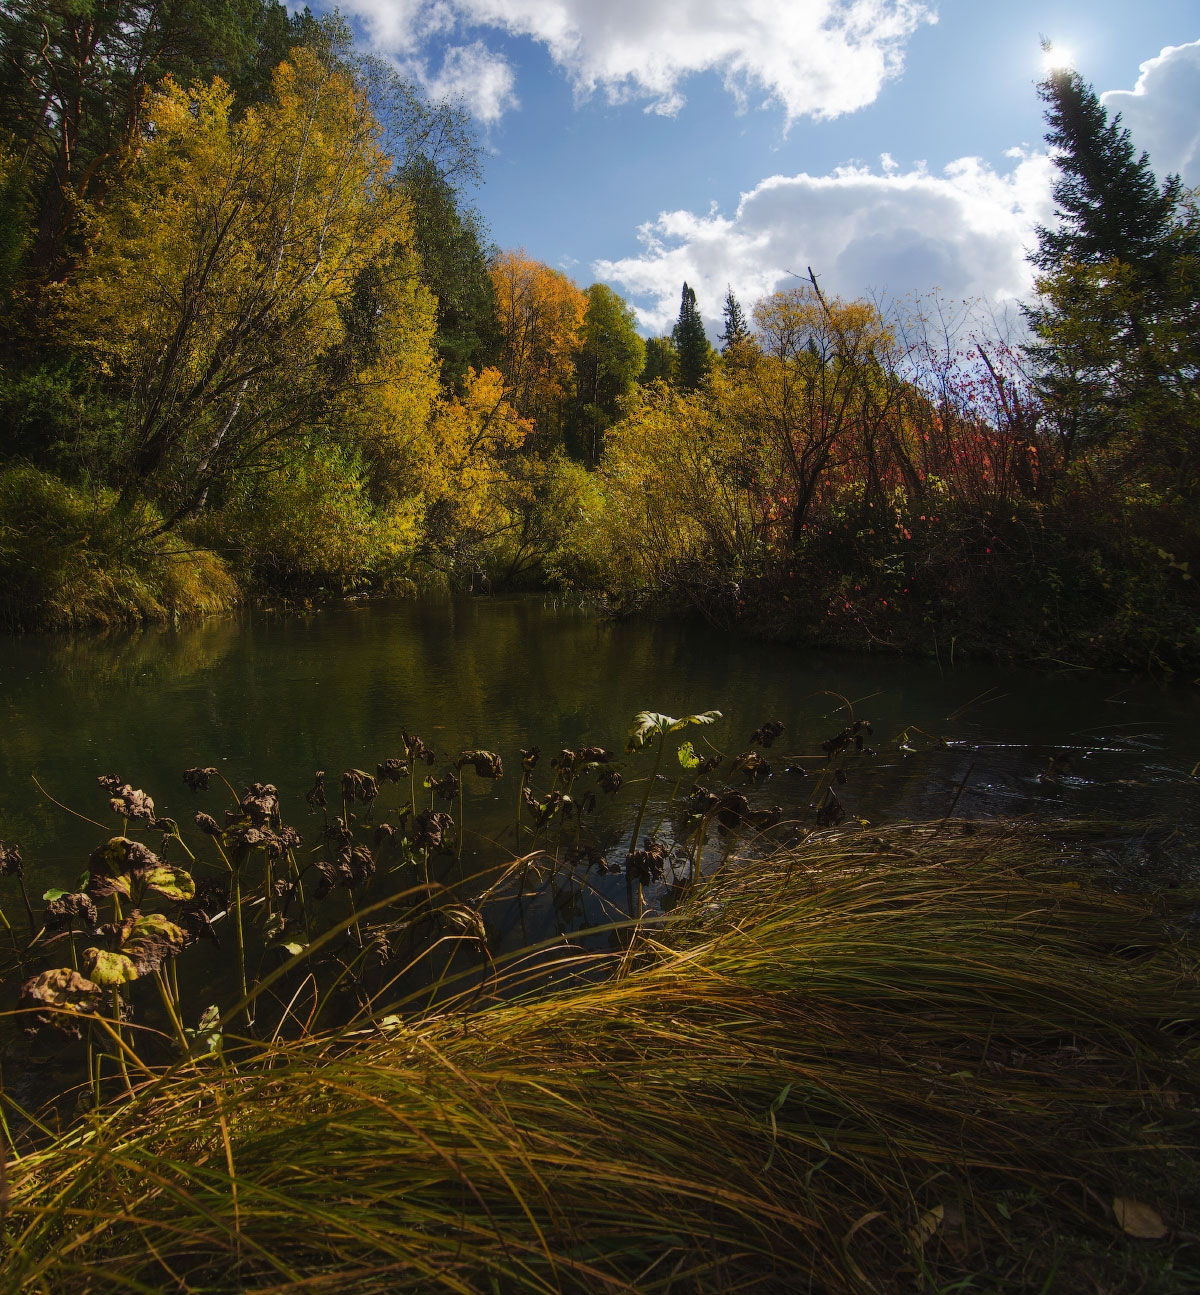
[60,48,438,535]
[672,282,712,391]
[0,0,318,289]
[570,283,644,464]
[490,249,586,448]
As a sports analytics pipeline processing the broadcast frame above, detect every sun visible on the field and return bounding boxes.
[1041,45,1076,74]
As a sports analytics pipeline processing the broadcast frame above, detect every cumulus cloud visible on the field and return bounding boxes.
[422,40,519,122]
[594,154,1057,336]
[333,0,934,121]
[1101,40,1200,187]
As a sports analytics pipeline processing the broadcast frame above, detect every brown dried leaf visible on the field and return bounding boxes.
[1113,1197,1168,1239]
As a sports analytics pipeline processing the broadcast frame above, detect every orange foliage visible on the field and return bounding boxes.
[490,250,586,440]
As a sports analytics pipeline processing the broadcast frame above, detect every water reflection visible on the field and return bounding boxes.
[0,596,1196,898]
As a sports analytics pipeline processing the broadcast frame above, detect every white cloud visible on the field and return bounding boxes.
[593,153,1057,336]
[332,0,935,122]
[1101,40,1200,187]
[422,41,519,122]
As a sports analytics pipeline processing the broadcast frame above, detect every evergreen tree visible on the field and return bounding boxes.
[1025,58,1199,479]
[718,286,750,351]
[1032,63,1182,275]
[671,282,712,392]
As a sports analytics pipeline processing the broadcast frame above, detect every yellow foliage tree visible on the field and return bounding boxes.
[418,366,533,580]
[490,249,586,445]
[60,49,438,537]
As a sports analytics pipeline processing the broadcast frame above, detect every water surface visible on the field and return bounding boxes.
[1,595,1195,896]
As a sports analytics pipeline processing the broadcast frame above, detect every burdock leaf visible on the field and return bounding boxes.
[1113,1198,1168,1239]
[626,709,721,750]
[123,912,185,974]
[138,865,196,903]
[84,912,185,984]
[21,968,103,1014]
[83,947,139,986]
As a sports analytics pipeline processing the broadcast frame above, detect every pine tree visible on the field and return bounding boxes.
[718,286,749,351]
[671,282,712,392]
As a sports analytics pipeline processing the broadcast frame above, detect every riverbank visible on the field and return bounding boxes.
[3,821,1197,1293]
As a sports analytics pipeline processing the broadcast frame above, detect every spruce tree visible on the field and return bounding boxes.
[718,286,749,351]
[1026,59,1199,477]
[1032,64,1182,275]
[671,282,712,392]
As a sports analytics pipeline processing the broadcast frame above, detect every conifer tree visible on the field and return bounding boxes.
[1026,56,1198,476]
[718,287,750,351]
[671,282,712,392]
[1032,63,1183,276]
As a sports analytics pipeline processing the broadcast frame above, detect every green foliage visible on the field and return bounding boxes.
[399,156,499,392]
[569,282,644,464]
[0,465,237,630]
[1026,63,1200,491]
[671,280,712,391]
[201,438,419,593]
[639,334,677,386]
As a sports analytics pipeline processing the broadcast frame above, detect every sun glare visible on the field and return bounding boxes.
[1042,45,1076,74]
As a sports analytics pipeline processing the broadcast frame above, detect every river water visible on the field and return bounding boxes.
[1,596,1197,1102]
[1,595,1196,897]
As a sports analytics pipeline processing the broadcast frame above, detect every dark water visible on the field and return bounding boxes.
[2,597,1198,1106]
[1,595,1197,896]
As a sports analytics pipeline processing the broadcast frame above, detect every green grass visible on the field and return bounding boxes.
[3,821,1198,1293]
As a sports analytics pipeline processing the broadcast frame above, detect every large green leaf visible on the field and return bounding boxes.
[134,865,196,904]
[626,710,721,751]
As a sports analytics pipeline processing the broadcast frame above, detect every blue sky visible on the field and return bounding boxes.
[314,1,1200,335]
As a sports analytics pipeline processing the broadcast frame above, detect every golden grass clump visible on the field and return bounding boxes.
[3,822,1198,1293]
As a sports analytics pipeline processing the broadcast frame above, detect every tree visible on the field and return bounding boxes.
[639,335,677,385]
[570,283,644,464]
[719,287,750,351]
[0,1,316,286]
[1026,60,1199,478]
[490,250,586,447]
[1032,63,1183,275]
[401,157,498,392]
[671,282,712,391]
[59,49,437,532]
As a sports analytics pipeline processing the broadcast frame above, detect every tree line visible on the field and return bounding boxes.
[0,8,1196,669]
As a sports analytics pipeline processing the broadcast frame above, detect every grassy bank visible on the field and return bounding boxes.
[3,821,1197,1293]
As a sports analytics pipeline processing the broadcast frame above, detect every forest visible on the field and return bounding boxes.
[0,2,1197,672]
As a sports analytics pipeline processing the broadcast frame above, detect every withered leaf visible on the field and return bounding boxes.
[1113,1197,1168,1239]
[182,767,218,792]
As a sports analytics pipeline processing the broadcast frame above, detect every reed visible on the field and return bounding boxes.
[3,821,1197,1293]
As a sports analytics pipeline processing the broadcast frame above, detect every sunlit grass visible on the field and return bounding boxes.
[3,821,1198,1292]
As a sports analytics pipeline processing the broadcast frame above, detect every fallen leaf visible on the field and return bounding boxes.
[1113,1197,1168,1239]
[909,1204,944,1249]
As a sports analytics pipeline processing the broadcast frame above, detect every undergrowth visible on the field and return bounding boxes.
[2,821,1197,1293]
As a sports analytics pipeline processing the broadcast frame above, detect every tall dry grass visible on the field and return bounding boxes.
[2,822,1197,1292]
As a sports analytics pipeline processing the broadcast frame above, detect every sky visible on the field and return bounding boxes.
[309,1,1200,338]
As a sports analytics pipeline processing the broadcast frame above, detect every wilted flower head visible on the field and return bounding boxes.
[183,767,218,792]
